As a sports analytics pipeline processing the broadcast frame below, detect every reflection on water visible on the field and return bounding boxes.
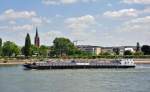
[0,64,150,92]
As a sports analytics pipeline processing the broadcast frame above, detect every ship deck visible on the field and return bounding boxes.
[23,63,136,69]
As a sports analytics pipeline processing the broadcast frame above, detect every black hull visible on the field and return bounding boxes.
[23,64,135,70]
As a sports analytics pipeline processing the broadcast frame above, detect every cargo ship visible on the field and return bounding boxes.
[23,59,135,70]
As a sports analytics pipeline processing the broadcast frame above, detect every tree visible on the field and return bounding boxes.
[136,42,140,52]
[31,44,39,56]
[113,48,120,55]
[21,46,25,55]
[24,33,32,57]
[124,50,133,55]
[52,37,77,57]
[39,45,49,57]
[100,52,111,56]
[141,45,150,55]
[0,38,2,47]
[2,41,20,57]
[0,38,2,56]
[134,52,143,56]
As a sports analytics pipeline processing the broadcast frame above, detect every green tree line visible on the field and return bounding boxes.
[1,35,150,58]
[0,34,49,58]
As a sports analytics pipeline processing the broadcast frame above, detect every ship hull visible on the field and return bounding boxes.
[23,64,135,70]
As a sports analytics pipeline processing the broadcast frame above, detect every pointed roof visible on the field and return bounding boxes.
[35,27,39,37]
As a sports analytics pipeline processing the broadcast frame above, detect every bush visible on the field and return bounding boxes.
[124,50,133,55]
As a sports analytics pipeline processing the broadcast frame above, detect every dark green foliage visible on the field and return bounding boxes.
[134,52,143,56]
[2,41,20,57]
[22,44,49,57]
[39,45,49,57]
[100,52,111,56]
[0,38,2,56]
[0,38,2,47]
[141,45,150,55]
[124,50,133,55]
[21,46,25,55]
[113,48,120,55]
[52,37,77,57]
[24,33,32,57]
[31,45,39,55]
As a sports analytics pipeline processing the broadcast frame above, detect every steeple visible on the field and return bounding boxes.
[36,27,39,37]
[34,27,40,48]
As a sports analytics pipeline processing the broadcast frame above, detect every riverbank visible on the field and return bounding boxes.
[0,58,150,65]
[0,59,32,65]
[130,59,150,64]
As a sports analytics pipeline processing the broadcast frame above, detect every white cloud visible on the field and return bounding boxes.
[8,21,16,25]
[42,0,96,5]
[103,8,138,18]
[65,15,95,31]
[0,9,36,21]
[126,16,150,24]
[117,16,150,33]
[124,16,150,31]
[123,0,150,4]
[41,30,66,45]
[12,24,34,31]
[0,9,50,25]
[42,0,76,5]
[60,0,77,4]
[64,15,102,45]
[31,17,43,24]
[143,7,150,13]
[47,30,65,37]
[0,9,51,32]
[113,16,150,45]
[103,7,150,19]
[31,17,51,26]
[0,24,34,31]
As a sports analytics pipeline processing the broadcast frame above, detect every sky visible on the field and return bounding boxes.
[0,0,150,47]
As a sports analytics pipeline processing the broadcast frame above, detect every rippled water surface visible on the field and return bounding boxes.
[0,64,150,92]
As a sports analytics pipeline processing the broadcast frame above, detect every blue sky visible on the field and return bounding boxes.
[0,0,150,46]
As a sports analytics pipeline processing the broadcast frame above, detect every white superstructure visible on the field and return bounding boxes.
[76,63,90,65]
[120,59,135,66]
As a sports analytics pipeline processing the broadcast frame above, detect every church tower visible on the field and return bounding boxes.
[34,27,40,48]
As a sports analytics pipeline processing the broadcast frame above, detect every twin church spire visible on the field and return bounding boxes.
[34,27,40,48]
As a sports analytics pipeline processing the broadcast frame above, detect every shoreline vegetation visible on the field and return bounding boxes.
[1,36,150,66]
[0,58,150,65]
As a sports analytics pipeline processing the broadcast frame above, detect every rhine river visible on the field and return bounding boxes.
[0,64,150,92]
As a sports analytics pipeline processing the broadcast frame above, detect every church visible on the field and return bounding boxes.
[34,27,40,48]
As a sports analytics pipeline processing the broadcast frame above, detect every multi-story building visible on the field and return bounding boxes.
[77,45,102,55]
[101,46,136,55]
[77,45,136,56]
[101,47,114,54]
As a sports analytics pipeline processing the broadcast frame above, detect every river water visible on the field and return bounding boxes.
[0,64,150,92]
